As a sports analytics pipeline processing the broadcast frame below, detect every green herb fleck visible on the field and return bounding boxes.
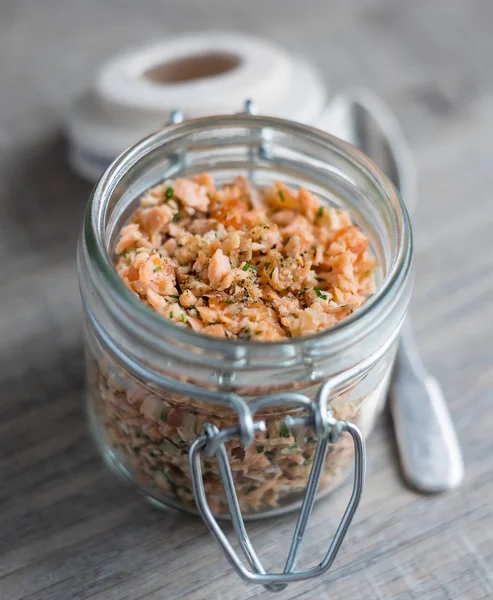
[246,485,257,494]
[163,472,178,494]
[269,267,275,279]
[153,266,162,272]
[132,446,141,456]
[278,190,286,203]
[256,445,264,454]
[288,443,298,450]
[317,205,324,218]
[122,250,129,258]
[180,314,186,323]
[169,311,174,318]
[314,287,328,300]
[170,294,180,299]
[165,187,174,201]
[242,262,250,271]
[160,411,167,422]
[285,236,291,245]
[172,214,180,223]
[289,461,299,467]
[255,330,263,335]
[280,422,290,438]
[264,261,271,270]
[225,299,233,305]
[299,288,308,296]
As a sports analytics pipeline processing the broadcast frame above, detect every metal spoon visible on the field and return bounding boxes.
[321,89,464,492]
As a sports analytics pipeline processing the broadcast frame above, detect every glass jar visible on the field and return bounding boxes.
[78,114,412,585]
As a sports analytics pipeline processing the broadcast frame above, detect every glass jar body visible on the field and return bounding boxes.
[84,321,396,517]
[79,115,412,518]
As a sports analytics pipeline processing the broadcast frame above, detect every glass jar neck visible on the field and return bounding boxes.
[79,115,412,392]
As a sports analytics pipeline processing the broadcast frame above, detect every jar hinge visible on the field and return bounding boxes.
[189,380,366,591]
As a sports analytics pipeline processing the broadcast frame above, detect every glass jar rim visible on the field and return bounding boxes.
[84,114,412,358]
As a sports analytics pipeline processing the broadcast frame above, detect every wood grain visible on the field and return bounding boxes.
[1,1,492,598]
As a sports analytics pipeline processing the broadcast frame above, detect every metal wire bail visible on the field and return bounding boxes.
[189,382,366,591]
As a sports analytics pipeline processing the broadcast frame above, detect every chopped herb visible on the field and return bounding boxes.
[289,462,299,467]
[255,330,263,335]
[341,304,349,308]
[162,437,181,449]
[153,266,161,272]
[180,314,186,323]
[299,288,308,296]
[303,457,312,466]
[243,328,250,335]
[172,214,180,223]
[160,411,167,422]
[122,250,129,258]
[163,472,178,494]
[242,262,250,271]
[225,299,233,305]
[285,236,291,245]
[150,465,162,472]
[306,436,316,444]
[246,485,257,494]
[288,443,298,450]
[264,261,271,270]
[280,422,290,438]
[317,205,324,218]
[314,287,328,300]
[132,446,141,456]
[177,243,183,248]
[169,311,174,318]
[256,445,265,454]
[269,267,275,279]
[278,190,286,203]
[170,294,180,299]
[165,187,174,201]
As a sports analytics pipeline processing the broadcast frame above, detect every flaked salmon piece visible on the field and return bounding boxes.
[202,324,226,337]
[115,223,144,253]
[192,172,214,188]
[208,249,231,289]
[179,290,197,308]
[174,178,210,212]
[134,204,173,234]
[298,186,320,222]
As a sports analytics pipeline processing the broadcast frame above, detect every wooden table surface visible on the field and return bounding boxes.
[1,1,492,599]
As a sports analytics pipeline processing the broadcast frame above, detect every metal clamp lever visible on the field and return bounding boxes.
[189,385,366,591]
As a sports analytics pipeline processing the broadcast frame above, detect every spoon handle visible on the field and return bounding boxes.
[389,319,464,492]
